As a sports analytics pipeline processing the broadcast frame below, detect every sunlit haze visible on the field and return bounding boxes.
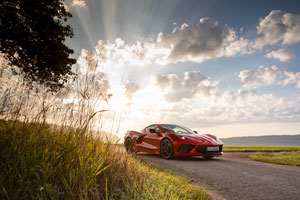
[64,0,300,138]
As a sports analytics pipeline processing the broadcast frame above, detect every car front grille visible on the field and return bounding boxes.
[177,144,195,153]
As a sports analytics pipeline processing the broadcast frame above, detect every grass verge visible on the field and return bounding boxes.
[249,151,300,166]
[0,121,210,200]
[223,145,300,152]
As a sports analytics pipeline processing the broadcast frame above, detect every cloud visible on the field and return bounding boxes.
[265,48,293,61]
[73,42,300,129]
[122,84,300,131]
[92,18,252,68]
[65,13,300,132]
[94,39,167,67]
[71,0,86,7]
[239,65,281,88]
[224,38,252,56]
[64,0,86,10]
[253,10,300,49]
[155,71,219,102]
[186,89,299,124]
[157,18,239,63]
[283,71,300,88]
[125,82,139,99]
[239,64,300,89]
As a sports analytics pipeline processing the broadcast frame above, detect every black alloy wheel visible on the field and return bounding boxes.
[160,138,174,159]
[125,138,133,153]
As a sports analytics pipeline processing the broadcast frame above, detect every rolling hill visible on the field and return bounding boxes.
[221,134,300,146]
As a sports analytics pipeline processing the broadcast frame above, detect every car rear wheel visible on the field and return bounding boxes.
[125,138,134,153]
[160,138,174,159]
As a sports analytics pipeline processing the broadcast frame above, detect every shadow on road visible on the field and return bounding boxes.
[137,153,224,162]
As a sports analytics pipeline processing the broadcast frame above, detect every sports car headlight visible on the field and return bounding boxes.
[174,134,195,141]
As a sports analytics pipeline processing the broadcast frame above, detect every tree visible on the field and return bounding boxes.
[0,0,76,91]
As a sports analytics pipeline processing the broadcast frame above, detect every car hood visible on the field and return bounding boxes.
[178,133,223,145]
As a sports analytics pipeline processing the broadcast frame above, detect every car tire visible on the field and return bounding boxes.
[160,138,174,159]
[203,156,213,159]
[125,137,134,153]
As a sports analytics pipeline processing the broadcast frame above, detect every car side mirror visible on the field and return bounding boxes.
[149,128,159,133]
[194,131,198,134]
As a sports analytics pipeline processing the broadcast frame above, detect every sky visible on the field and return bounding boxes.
[63,0,300,138]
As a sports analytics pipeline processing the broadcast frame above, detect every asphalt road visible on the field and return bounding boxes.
[137,152,300,200]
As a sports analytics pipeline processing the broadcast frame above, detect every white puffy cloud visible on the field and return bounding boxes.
[74,46,300,131]
[224,38,253,56]
[253,10,300,49]
[121,84,300,132]
[283,71,300,88]
[157,18,249,63]
[193,90,298,124]
[239,65,281,88]
[92,18,252,67]
[238,64,300,90]
[71,0,86,7]
[265,48,293,61]
[155,71,219,102]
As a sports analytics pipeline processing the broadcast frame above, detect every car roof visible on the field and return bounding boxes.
[159,124,178,126]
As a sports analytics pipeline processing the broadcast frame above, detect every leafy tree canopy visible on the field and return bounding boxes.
[0,0,76,91]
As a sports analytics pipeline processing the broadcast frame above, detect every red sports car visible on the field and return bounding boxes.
[124,124,223,159]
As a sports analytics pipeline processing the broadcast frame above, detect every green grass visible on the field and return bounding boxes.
[249,151,300,166]
[223,145,300,152]
[0,121,210,200]
[106,155,210,200]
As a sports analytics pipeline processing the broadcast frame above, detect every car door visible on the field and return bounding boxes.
[137,125,162,154]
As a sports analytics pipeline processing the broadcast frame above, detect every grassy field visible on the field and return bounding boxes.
[249,151,300,166]
[0,121,210,200]
[223,145,300,152]
[223,145,300,166]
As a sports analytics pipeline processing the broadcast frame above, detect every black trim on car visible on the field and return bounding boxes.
[136,134,147,144]
[177,144,195,153]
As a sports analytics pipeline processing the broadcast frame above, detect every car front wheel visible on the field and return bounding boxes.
[160,138,174,159]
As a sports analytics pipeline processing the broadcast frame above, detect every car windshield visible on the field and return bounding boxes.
[160,124,196,134]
